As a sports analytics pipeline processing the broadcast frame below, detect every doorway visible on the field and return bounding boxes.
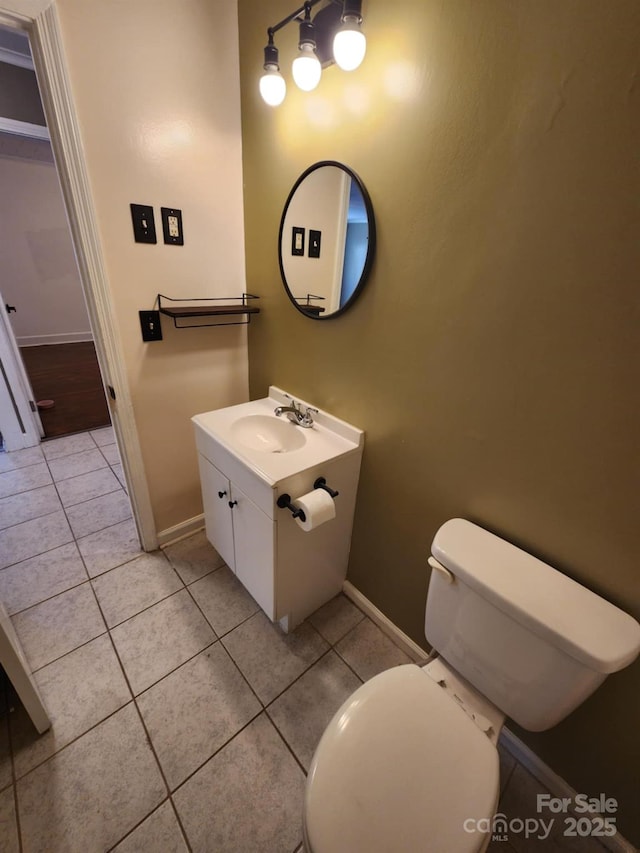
[0,26,111,442]
[0,4,157,552]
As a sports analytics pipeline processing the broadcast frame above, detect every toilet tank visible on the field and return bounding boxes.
[425,519,640,732]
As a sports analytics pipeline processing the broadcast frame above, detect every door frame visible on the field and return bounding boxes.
[0,4,157,550]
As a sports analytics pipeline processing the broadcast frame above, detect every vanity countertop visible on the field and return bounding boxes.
[192,386,363,486]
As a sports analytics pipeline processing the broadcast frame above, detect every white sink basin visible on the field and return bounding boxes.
[230,414,307,454]
[193,386,364,485]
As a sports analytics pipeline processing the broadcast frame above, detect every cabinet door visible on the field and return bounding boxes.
[197,455,235,571]
[231,485,276,619]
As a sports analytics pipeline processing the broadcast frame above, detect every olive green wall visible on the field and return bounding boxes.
[238,0,640,842]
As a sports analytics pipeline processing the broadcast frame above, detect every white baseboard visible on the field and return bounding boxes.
[157,514,205,549]
[499,729,634,853]
[342,580,430,663]
[18,332,93,347]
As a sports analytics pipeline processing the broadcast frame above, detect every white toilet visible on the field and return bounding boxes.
[303,519,640,853]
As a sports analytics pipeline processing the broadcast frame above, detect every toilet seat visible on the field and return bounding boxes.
[304,664,500,853]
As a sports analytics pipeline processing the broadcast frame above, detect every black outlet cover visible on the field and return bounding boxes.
[130,204,157,244]
[139,310,163,342]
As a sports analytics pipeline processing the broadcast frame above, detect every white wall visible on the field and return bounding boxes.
[0,0,49,17]
[0,0,249,535]
[57,0,248,533]
[281,166,348,312]
[0,152,91,346]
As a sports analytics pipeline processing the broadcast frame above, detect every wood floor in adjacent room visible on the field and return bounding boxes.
[20,342,111,439]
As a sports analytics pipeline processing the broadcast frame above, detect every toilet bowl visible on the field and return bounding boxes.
[303,519,640,853]
[304,660,503,853]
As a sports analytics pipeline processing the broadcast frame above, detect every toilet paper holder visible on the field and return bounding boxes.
[276,478,339,521]
[276,494,306,522]
[313,477,339,499]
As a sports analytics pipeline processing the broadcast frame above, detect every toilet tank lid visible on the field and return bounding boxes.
[432,519,640,674]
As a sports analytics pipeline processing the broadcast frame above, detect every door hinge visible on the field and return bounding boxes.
[107,385,116,400]
[29,400,36,412]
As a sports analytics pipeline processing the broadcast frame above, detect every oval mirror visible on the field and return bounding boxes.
[278,161,376,319]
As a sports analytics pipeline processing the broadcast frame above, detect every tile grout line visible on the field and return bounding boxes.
[28,627,111,675]
[167,798,194,853]
[127,702,195,853]
[0,525,75,574]
[499,751,518,795]
[102,797,193,853]
[43,437,131,541]
[4,451,429,852]
[43,443,125,557]
[132,579,313,794]
[6,576,97,620]
[101,797,172,853]
[167,707,265,798]
[91,567,200,635]
[265,696,314,779]
[0,512,134,577]
[74,536,195,853]
[4,432,189,849]
[0,456,45,477]
[9,698,137,786]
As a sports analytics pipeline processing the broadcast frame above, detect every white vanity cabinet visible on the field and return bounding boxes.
[193,387,364,631]
[197,454,275,619]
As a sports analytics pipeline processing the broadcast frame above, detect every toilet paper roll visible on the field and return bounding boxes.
[294,488,336,532]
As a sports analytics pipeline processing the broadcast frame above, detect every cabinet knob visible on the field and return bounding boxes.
[218,490,227,499]
[228,500,238,508]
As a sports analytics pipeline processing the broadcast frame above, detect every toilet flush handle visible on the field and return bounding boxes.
[428,556,455,584]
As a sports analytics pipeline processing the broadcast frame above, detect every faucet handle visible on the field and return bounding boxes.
[300,406,318,426]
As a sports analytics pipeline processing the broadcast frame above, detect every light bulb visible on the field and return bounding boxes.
[260,65,286,106]
[292,43,322,91]
[333,18,366,71]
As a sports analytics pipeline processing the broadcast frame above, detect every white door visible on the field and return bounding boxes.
[0,599,50,733]
[0,289,43,450]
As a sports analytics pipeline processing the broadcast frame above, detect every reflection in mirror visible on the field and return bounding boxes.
[278,161,375,319]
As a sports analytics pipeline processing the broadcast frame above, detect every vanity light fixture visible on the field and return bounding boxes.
[332,0,367,70]
[260,0,366,106]
[259,33,287,106]
[292,4,322,91]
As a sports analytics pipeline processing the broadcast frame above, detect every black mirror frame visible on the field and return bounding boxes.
[278,161,376,320]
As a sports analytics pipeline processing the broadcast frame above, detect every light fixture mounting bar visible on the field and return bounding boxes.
[267,0,338,37]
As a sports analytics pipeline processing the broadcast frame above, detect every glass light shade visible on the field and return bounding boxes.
[292,44,322,91]
[259,66,286,106]
[333,21,366,71]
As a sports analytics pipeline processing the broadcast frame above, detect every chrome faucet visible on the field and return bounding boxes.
[274,397,318,428]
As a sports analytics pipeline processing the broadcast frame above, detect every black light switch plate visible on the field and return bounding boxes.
[161,207,184,245]
[130,204,157,243]
[139,310,163,342]
[291,226,305,256]
[309,229,321,258]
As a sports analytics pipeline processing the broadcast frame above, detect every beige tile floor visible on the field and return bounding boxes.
[0,430,615,852]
